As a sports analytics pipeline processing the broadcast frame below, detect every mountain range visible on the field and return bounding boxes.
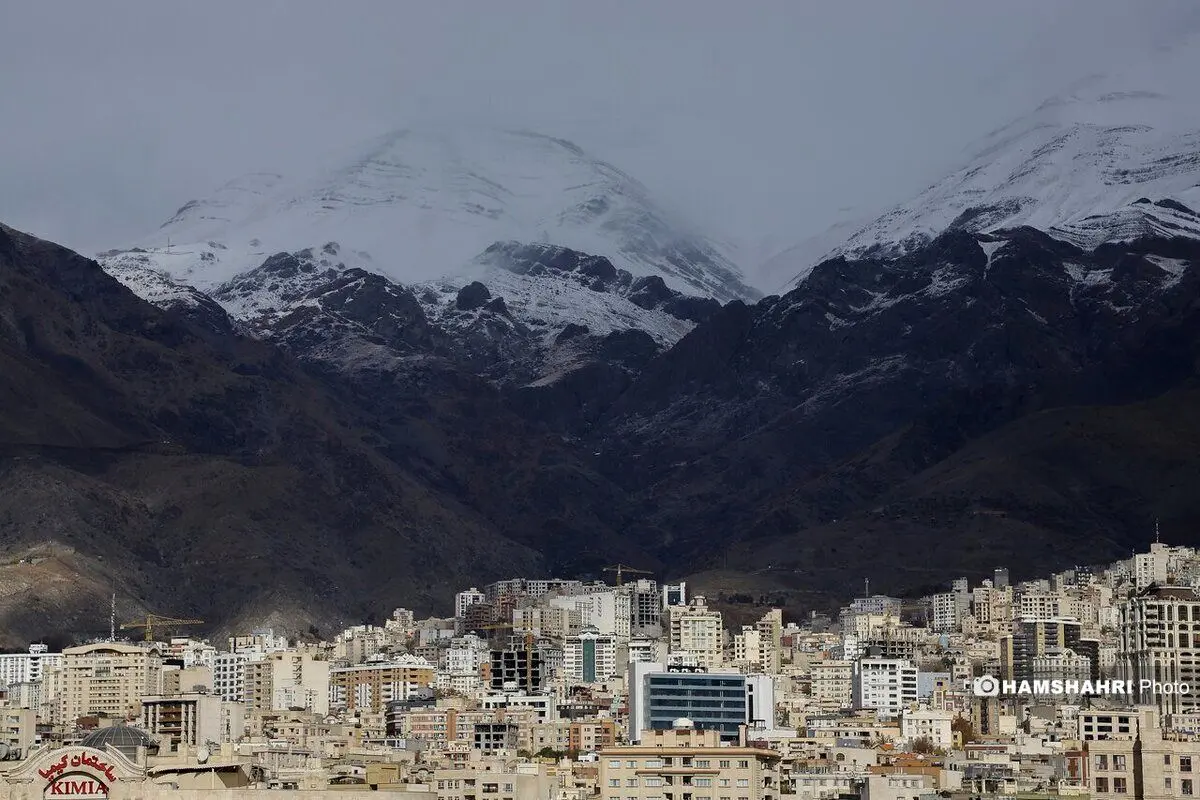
[3,39,1200,644]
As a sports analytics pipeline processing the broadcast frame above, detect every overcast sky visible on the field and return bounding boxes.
[2,1,1196,278]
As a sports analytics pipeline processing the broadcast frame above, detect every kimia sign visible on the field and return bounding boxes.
[45,776,109,798]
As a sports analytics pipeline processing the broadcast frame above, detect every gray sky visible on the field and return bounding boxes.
[2,1,1195,282]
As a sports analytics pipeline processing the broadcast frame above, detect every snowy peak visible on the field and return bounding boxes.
[114,127,756,303]
[772,32,1200,287]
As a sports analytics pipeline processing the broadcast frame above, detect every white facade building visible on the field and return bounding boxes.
[455,587,486,620]
[0,645,61,687]
[852,658,918,719]
[900,708,954,749]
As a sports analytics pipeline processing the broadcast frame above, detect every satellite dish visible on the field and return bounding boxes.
[0,743,10,760]
[196,746,210,764]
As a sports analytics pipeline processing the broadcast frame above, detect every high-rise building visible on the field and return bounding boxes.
[244,649,330,714]
[1001,618,1095,684]
[455,587,486,620]
[57,643,164,723]
[599,723,780,800]
[563,628,618,683]
[141,693,246,749]
[666,597,723,669]
[625,579,662,631]
[0,644,62,687]
[810,660,854,712]
[1119,585,1200,715]
[994,568,1010,589]
[662,583,687,608]
[329,655,435,714]
[211,652,249,702]
[851,658,917,719]
[548,591,631,641]
[627,662,775,743]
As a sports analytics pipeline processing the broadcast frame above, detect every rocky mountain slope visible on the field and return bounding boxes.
[10,37,1200,639]
[600,225,1200,598]
[0,222,664,646]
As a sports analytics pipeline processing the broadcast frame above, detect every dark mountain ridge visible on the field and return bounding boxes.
[4,216,1200,642]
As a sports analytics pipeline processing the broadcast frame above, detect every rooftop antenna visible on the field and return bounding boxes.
[1156,518,1161,545]
[166,236,171,255]
[864,578,869,598]
[109,593,116,642]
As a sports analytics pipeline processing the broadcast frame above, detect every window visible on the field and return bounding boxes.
[718,761,730,769]
[1094,755,1109,771]
[696,760,710,768]
[627,761,638,769]
[1095,778,1108,793]
[1113,755,1127,771]
[1185,779,1195,796]
[736,780,749,788]
[609,760,622,768]
[719,779,730,787]
[645,779,663,788]
[609,780,621,788]
[1113,777,1127,794]
[627,779,639,787]
[738,761,749,769]
[694,779,712,788]
[1185,757,1195,773]
[1167,755,1173,766]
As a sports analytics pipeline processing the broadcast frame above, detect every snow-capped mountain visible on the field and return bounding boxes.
[102,127,756,303]
[766,31,1200,289]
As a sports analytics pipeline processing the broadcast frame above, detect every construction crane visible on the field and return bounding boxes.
[603,563,653,586]
[120,614,205,642]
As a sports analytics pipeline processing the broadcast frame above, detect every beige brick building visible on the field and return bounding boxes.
[56,643,163,723]
[1083,706,1200,799]
[329,656,435,714]
[598,723,779,800]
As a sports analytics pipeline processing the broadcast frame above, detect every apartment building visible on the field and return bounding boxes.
[1083,706,1200,800]
[548,591,632,641]
[212,652,250,702]
[329,655,435,714]
[564,628,618,683]
[245,649,330,714]
[456,587,486,620]
[1000,618,1094,684]
[598,723,780,800]
[0,644,61,686]
[57,642,163,722]
[141,692,246,749]
[0,707,36,759]
[1119,585,1200,715]
[666,598,724,669]
[851,658,917,719]
[513,605,581,639]
[810,660,853,712]
[570,719,617,753]
[628,662,775,743]
[900,708,954,749]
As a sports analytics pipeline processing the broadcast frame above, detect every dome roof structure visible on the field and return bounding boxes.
[79,726,159,759]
